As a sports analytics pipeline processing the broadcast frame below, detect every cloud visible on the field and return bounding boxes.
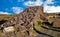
[24,0,54,6]
[0,12,11,14]
[44,0,54,6]
[24,0,43,6]
[43,0,60,13]
[44,6,60,13]
[12,7,23,14]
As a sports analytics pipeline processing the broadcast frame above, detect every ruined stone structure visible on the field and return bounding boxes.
[0,6,60,37]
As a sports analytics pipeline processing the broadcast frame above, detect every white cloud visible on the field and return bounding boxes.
[43,0,60,13]
[0,12,11,14]
[12,7,23,14]
[44,0,54,6]
[44,6,60,13]
[24,0,54,6]
[24,0,43,6]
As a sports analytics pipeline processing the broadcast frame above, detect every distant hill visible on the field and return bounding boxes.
[0,14,17,20]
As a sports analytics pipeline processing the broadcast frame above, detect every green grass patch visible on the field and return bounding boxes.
[37,21,42,26]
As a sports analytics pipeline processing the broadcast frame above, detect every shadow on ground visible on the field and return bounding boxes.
[0,20,7,25]
[33,24,54,37]
[41,26,60,32]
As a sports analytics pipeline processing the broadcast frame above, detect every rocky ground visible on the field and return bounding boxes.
[0,6,60,37]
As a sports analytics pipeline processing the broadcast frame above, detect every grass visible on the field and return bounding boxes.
[34,21,43,31]
[0,14,17,20]
[0,31,2,37]
[56,34,60,37]
[37,21,42,26]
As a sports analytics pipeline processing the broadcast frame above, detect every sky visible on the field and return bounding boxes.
[0,0,60,14]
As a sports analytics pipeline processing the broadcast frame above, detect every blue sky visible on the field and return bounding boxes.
[0,0,60,14]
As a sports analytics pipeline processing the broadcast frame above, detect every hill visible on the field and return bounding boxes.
[0,6,60,37]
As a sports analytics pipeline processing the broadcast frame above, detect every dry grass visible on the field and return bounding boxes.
[0,14,17,20]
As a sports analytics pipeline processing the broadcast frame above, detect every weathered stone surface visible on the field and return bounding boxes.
[0,6,60,37]
[0,6,43,37]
